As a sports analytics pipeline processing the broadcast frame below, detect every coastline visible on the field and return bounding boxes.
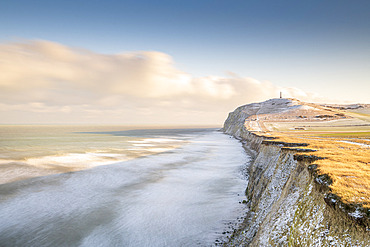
[221,107,369,246]
[0,127,249,246]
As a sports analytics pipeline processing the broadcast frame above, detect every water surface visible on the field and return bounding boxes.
[0,126,250,246]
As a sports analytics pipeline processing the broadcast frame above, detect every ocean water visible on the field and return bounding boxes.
[0,126,250,246]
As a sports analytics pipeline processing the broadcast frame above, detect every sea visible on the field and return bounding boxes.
[0,125,250,247]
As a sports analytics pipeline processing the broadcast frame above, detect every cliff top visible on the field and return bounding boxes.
[235,98,369,132]
[224,98,370,209]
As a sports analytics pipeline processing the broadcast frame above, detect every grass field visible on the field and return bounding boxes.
[244,99,370,208]
[269,130,370,208]
[316,132,370,137]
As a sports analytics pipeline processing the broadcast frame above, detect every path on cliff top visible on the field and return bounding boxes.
[245,104,268,132]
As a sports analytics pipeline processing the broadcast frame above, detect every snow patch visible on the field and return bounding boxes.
[348,209,363,219]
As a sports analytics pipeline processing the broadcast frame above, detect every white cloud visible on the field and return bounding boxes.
[0,40,326,125]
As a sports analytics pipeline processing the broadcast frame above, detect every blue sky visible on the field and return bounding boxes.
[0,0,369,124]
[2,1,369,76]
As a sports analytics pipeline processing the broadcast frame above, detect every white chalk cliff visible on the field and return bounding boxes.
[222,99,369,246]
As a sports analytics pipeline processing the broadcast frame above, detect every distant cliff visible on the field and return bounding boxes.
[222,99,369,246]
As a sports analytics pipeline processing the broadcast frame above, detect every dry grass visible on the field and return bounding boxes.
[270,132,370,208]
[243,99,370,208]
[316,132,370,137]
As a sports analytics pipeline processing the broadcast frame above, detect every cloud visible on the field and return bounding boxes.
[0,40,325,125]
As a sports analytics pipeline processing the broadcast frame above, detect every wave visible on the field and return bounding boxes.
[0,130,250,246]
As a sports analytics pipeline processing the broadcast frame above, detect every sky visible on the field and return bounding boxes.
[0,0,369,125]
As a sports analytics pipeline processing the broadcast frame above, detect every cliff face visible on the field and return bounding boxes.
[223,103,369,246]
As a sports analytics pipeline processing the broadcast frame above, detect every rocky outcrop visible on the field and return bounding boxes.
[222,103,370,246]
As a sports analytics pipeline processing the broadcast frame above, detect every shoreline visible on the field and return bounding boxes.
[222,106,369,246]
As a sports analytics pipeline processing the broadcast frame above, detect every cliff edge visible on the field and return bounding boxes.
[222,98,369,246]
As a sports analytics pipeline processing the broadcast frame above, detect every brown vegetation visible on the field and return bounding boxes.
[271,132,370,208]
[240,98,370,208]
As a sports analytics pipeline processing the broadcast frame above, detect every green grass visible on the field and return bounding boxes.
[349,112,370,117]
[346,112,370,122]
[316,132,370,137]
